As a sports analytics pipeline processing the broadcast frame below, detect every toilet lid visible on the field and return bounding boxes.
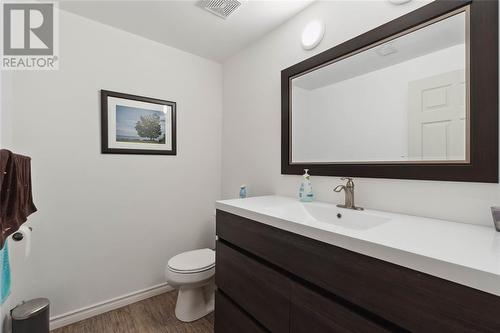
[168,248,215,273]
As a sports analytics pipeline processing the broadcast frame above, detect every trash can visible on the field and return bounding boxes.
[11,298,49,333]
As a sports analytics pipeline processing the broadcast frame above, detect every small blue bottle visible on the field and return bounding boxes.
[239,185,247,199]
[299,169,314,202]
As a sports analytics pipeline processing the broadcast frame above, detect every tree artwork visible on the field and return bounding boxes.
[135,114,162,141]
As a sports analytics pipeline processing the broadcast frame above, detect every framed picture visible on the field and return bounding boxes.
[101,90,176,155]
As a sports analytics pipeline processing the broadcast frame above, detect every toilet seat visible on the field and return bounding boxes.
[168,248,215,274]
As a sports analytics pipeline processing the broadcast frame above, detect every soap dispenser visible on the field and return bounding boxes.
[239,185,247,199]
[299,169,314,202]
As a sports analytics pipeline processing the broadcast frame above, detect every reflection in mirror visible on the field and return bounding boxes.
[291,9,468,164]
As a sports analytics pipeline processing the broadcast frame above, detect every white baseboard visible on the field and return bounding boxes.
[49,283,174,330]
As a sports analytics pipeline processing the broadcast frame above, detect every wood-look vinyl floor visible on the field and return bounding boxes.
[51,291,214,333]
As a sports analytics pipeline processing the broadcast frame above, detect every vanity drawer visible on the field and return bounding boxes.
[215,240,290,333]
[217,210,500,332]
[215,291,267,333]
[290,282,393,333]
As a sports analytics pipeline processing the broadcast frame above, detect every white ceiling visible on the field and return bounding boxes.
[59,0,315,63]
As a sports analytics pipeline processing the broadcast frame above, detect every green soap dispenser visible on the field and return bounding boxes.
[299,169,314,202]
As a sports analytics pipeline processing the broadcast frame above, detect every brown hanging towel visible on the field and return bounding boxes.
[0,149,37,249]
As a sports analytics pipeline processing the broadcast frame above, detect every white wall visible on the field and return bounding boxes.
[1,8,222,326]
[292,44,465,162]
[222,0,500,227]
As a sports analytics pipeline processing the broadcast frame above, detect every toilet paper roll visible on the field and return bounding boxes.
[11,225,32,258]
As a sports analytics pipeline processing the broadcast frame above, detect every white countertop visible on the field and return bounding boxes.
[216,195,500,296]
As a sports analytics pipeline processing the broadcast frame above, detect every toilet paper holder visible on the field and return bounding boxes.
[12,226,33,242]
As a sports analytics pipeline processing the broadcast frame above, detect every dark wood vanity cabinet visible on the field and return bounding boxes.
[289,282,392,333]
[214,291,267,333]
[215,210,500,333]
[215,240,389,333]
[216,240,290,333]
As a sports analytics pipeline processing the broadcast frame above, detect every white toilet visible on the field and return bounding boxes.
[165,248,215,322]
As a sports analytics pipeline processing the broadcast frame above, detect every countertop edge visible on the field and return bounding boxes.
[215,201,500,297]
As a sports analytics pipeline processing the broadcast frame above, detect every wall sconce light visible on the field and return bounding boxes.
[301,20,325,50]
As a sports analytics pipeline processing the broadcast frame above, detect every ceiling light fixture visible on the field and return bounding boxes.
[375,43,398,56]
[301,20,325,50]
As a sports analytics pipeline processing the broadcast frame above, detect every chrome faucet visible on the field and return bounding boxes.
[333,177,363,211]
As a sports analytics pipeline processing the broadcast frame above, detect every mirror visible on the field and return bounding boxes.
[282,0,498,183]
[291,9,468,164]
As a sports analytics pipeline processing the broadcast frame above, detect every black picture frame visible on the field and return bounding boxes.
[281,0,498,183]
[101,90,177,155]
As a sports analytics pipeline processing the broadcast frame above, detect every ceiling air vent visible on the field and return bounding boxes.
[197,0,243,19]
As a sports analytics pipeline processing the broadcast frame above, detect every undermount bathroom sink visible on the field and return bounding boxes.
[302,203,390,230]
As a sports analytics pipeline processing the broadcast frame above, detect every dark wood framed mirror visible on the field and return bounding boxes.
[281,0,498,183]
